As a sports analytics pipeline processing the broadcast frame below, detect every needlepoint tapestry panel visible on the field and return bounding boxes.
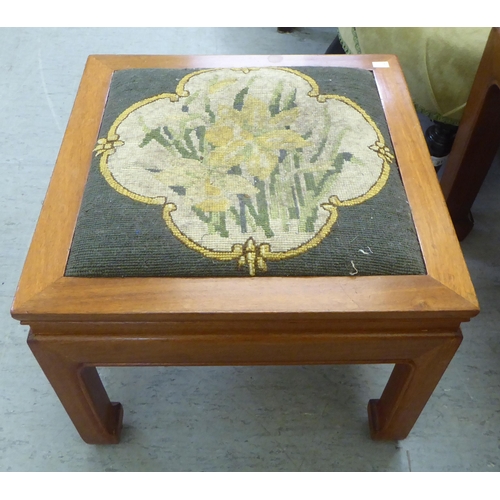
[65,67,426,277]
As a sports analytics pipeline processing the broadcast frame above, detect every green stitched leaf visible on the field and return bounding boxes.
[139,127,169,148]
[233,87,249,111]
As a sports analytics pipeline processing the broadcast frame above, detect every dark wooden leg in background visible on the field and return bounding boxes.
[325,35,345,54]
[368,330,462,440]
[440,28,500,241]
[440,86,500,240]
[28,331,123,444]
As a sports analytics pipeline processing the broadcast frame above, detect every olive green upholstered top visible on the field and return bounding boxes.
[338,27,490,124]
[65,66,426,278]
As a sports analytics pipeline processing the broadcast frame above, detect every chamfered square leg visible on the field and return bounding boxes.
[28,332,123,444]
[26,326,463,444]
[368,330,462,440]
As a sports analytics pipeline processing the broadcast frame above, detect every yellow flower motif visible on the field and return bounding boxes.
[205,95,311,180]
[94,134,124,157]
[208,78,238,94]
[194,179,229,212]
[153,157,259,212]
[196,197,229,212]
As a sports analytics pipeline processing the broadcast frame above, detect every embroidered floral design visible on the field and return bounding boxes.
[204,94,310,180]
[96,68,392,275]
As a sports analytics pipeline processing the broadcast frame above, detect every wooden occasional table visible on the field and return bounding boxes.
[11,55,479,444]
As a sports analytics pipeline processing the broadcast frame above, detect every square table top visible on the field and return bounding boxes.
[11,55,479,324]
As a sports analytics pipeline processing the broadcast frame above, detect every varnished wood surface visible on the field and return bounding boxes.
[12,56,114,308]
[91,54,383,70]
[368,329,462,440]
[27,317,465,336]
[11,54,478,323]
[373,56,478,306]
[28,330,460,368]
[440,28,500,240]
[27,327,463,443]
[11,54,480,443]
[14,275,476,323]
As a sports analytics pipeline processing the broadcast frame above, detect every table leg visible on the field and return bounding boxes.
[368,330,462,440]
[27,331,123,444]
[439,27,500,240]
[26,327,462,443]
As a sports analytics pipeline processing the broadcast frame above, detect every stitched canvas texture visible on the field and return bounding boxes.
[65,67,426,277]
